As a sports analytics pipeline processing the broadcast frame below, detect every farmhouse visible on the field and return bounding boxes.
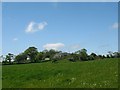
[41,58,50,62]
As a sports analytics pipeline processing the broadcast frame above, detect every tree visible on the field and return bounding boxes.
[91,53,97,57]
[49,49,57,59]
[15,53,27,64]
[75,48,88,61]
[42,49,50,59]
[24,47,38,63]
[52,52,63,61]
[2,55,8,65]
[89,53,97,60]
[108,51,113,58]
[35,52,43,62]
[88,55,94,60]
[42,49,59,60]
[106,54,110,58]
[42,49,49,54]
[72,53,80,61]
[5,53,14,64]
[75,50,81,54]
[102,55,106,58]
[113,52,120,58]
[98,55,103,59]
[80,49,88,61]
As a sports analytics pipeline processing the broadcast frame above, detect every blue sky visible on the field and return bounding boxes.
[2,0,120,2]
[2,2,118,55]
[0,2,2,55]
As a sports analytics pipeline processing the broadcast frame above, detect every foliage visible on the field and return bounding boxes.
[15,53,27,64]
[2,46,120,65]
[24,47,38,63]
[113,52,120,58]
[35,52,43,62]
[4,53,14,64]
[77,48,88,61]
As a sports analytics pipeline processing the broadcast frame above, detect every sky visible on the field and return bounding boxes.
[0,2,2,55]
[2,2,118,55]
[1,0,120,2]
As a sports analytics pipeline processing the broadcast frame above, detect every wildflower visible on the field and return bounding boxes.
[93,83,96,86]
[83,82,86,85]
[71,77,76,83]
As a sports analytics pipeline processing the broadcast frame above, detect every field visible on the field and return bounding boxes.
[2,58,118,88]
[0,64,2,89]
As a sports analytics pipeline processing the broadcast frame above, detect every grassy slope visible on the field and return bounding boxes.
[2,58,118,88]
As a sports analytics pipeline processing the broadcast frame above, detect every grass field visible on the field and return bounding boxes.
[2,58,118,88]
[0,64,2,89]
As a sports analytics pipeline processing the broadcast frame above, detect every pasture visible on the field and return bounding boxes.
[2,58,118,88]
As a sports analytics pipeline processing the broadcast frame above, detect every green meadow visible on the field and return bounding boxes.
[2,58,118,88]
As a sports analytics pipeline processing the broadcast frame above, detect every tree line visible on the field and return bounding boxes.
[1,46,120,65]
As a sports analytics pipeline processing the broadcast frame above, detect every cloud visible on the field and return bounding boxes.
[13,38,18,41]
[71,44,80,49]
[112,22,118,29]
[65,44,81,52]
[25,21,47,33]
[43,43,65,50]
[38,21,47,30]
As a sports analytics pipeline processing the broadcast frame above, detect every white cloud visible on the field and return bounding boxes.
[43,43,65,50]
[25,21,47,33]
[13,38,18,41]
[112,22,118,29]
[38,21,47,30]
[65,44,81,52]
[71,44,80,49]
[25,21,35,33]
